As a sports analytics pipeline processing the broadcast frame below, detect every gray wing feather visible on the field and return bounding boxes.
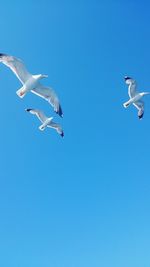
[128,79,138,98]
[48,121,64,136]
[0,54,31,84]
[31,84,63,117]
[27,109,48,123]
[133,101,144,119]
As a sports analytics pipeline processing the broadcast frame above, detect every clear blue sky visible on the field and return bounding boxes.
[0,1,150,266]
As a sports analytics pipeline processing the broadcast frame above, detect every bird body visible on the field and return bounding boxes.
[123,76,150,119]
[16,74,47,98]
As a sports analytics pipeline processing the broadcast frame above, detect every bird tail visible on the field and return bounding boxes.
[16,87,27,98]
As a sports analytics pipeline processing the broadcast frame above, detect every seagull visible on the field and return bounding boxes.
[123,76,150,119]
[0,53,63,117]
[26,108,64,137]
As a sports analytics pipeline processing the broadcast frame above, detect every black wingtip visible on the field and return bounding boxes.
[139,114,144,120]
[60,131,64,137]
[59,105,63,117]
[0,53,7,58]
[56,104,63,117]
[26,108,32,112]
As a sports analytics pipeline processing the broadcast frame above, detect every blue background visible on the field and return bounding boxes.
[0,1,150,266]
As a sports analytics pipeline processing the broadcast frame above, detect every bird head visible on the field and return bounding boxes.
[34,74,48,80]
[124,76,132,84]
[41,74,48,78]
[141,92,150,96]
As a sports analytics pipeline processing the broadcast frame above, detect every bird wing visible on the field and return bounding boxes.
[48,121,64,137]
[0,53,32,84]
[133,100,144,119]
[31,84,63,117]
[26,109,47,123]
[128,79,138,98]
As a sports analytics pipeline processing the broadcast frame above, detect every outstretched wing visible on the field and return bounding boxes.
[124,77,138,98]
[133,100,144,119]
[31,84,63,117]
[49,121,64,137]
[26,108,48,123]
[0,53,31,84]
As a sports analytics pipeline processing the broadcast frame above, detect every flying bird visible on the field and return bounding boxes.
[0,53,63,117]
[26,108,64,137]
[123,76,150,119]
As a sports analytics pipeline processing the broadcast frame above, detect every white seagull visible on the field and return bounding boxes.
[123,76,150,119]
[0,53,63,117]
[26,108,64,137]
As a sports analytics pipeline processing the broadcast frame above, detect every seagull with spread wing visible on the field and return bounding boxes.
[26,108,64,137]
[123,76,150,119]
[0,53,63,117]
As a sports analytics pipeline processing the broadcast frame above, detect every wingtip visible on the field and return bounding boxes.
[26,108,32,112]
[56,111,64,118]
[138,115,144,120]
[57,104,63,118]
[138,112,144,120]
[60,131,64,137]
[0,53,7,58]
